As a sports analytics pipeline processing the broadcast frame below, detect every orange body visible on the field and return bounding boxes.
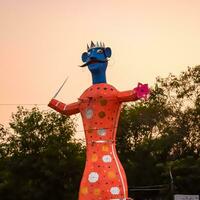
[49,83,138,200]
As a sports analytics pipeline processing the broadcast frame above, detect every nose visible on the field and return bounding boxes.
[90,56,96,60]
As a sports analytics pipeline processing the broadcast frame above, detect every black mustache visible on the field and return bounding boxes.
[79,59,108,67]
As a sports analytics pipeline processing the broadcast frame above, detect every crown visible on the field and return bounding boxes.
[87,41,105,51]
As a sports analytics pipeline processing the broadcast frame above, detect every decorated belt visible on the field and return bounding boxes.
[88,140,114,144]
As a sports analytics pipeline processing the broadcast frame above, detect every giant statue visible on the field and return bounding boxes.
[48,41,149,200]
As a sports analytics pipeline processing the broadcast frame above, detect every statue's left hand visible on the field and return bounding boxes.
[133,83,150,100]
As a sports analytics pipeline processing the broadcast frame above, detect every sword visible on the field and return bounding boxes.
[52,76,69,99]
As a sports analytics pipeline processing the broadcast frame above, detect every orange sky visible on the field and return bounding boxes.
[1,0,200,137]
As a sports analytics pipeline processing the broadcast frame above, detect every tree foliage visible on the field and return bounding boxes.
[117,66,200,197]
[0,107,85,200]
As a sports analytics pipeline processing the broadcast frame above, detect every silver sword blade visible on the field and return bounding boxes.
[53,76,69,99]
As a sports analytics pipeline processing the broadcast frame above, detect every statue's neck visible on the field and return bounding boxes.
[92,71,107,84]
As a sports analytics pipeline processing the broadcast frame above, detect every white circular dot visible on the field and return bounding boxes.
[110,187,120,195]
[85,108,93,119]
[102,155,112,163]
[88,172,99,183]
[97,128,106,136]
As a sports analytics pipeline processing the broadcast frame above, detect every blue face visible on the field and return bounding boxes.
[80,46,112,84]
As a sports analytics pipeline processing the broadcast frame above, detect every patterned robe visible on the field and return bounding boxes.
[49,83,138,200]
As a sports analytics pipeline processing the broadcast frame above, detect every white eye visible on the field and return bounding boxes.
[97,49,103,53]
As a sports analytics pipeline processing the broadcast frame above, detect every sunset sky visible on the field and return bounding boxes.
[1,0,200,138]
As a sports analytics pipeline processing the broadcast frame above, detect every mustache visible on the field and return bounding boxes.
[79,59,108,67]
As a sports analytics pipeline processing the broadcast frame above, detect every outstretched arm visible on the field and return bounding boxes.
[48,99,80,116]
[118,83,150,103]
[118,90,138,102]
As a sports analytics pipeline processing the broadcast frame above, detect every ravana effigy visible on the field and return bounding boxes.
[48,41,150,200]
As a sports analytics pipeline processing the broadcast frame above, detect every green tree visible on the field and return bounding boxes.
[0,107,85,200]
[117,66,200,197]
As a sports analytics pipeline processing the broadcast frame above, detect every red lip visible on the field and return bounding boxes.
[79,59,108,67]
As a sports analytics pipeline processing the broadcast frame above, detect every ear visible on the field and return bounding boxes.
[81,52,88,62]
[104,47,112,58]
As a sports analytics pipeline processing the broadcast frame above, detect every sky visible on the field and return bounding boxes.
[1,0,200,138]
